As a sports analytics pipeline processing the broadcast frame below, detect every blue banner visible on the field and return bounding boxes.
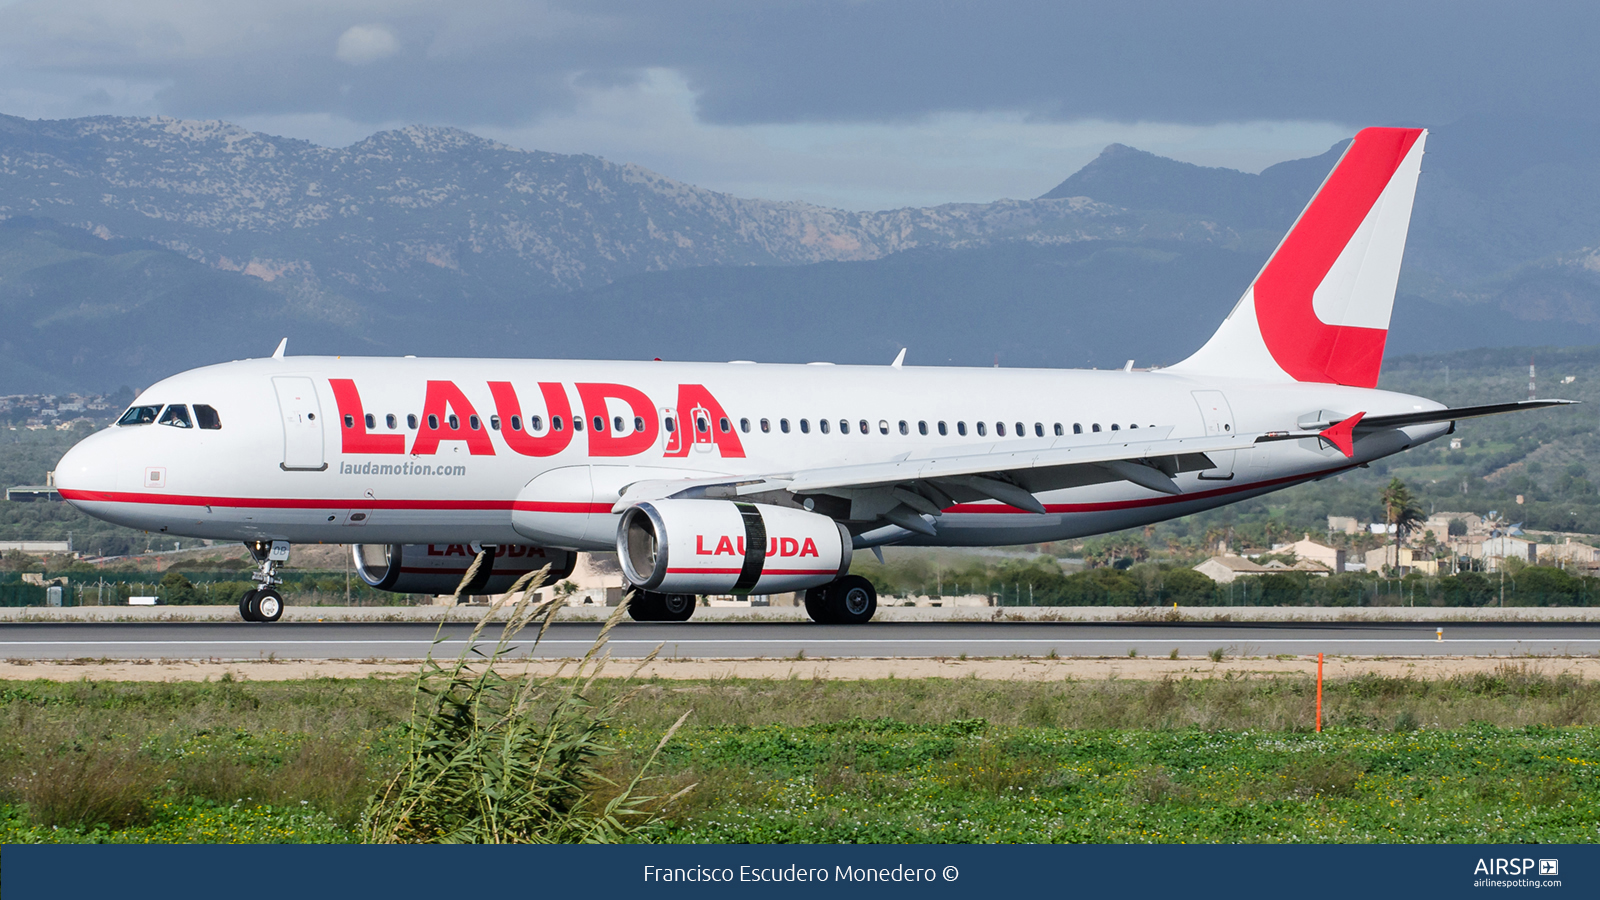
[3,843,1594,899]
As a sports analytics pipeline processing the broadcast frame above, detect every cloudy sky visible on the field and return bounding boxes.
[0,0,1595,210]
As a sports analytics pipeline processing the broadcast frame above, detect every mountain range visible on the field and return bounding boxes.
[2,113,1599,392]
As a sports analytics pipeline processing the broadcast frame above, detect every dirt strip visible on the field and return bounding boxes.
[2,655,1596,683]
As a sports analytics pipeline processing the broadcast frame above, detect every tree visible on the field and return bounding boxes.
[1379,478,1425,574]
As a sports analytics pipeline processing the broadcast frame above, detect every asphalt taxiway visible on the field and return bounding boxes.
[1,620,1597,660]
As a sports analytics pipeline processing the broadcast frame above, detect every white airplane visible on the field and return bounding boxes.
[53,127,1571,623]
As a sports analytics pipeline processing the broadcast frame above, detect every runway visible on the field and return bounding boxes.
[2,621,1598,660]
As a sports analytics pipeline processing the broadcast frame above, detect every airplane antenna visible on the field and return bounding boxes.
[890,348,906,368]
[271,338,288,359]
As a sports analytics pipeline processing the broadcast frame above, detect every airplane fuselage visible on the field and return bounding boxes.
[54,355,1449,550]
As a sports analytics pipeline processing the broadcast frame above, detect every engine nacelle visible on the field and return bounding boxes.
[353,543,577,595]
[617,499,851,595]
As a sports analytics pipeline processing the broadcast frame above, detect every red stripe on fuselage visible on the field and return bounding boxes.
[60,464,1356,521]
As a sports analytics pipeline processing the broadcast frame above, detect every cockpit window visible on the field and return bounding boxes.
[194,404,222,430]
[158,405,193,428]
[117,405,161,426]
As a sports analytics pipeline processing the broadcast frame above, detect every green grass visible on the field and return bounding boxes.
[646,722,1599,844]
[1,668,1597,844]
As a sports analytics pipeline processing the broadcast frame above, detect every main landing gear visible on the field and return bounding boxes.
[627,590,697,622]
[804,575,877,625]
[239,540,290,623]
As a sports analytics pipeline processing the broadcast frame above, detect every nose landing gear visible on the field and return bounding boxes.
[239,540,290,623]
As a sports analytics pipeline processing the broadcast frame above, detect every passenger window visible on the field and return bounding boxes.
[995,422,1004,436]
[800,419,810,433]
[977,422,987,436]
[1111,424,1120,431]
[664,417,674,433]
[344,415,355,429]
[553,416,564,431]
[408,414,419,430]
[918,421,927,435]
[635,416,645,432]
[740,417,751,433]
[490,416,501,431]
[899,420,909,435]
[822,419,832,434]
[1074,423,1083,434]
[365,413,376,430]
[937,421,946,436]
[761,418,771,433]
[194,404,222,430]
[1053,423,1062,436]
[878,420,888,435]
[446,414,459,429]
[860,419,869,435]
[511,415,523,431]
[1021,422,1029,437]
[469,415,481,431]
[719,417,731,433]
[528,416,540,432]
[780,418,790,433]
[386,414,397,430]
[696,417,708,433]
[957,422,966,436]
[574,417,584,432]
[158,405,193,428]
[117,405,162,426]
[839,419,849,434]
[1130,423,1138,429]
[590,416,603,432]
[1092,424,1101,432]
[428,415,440,430]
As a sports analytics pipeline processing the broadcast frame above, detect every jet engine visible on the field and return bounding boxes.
[353,543,576,595]
[617,499,851,595]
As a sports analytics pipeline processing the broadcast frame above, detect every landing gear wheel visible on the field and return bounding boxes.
[239,589,262,622]
[803,586,834,624]
[826,575,876,625]
[627,590,664,622]
[628,591,696,622]
[660,593,696,622]
[253,588,284,623]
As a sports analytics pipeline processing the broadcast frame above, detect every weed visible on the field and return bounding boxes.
[1169,648,1179,660]
[1127,648,1138,658]
[1208,648,1226,662]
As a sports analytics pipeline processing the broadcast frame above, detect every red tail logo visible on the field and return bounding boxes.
[1254,127,1424,388]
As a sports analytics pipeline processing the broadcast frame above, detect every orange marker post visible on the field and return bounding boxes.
[1315,652,1324,733]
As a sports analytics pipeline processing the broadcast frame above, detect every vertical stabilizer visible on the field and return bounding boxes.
[1171,127,1426,387]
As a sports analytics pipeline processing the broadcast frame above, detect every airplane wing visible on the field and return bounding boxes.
[613,429,1255,534]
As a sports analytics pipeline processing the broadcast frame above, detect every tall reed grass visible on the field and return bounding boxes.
[362,569,690,843]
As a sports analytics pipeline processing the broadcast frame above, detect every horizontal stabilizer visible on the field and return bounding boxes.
[1352,399,1578,431]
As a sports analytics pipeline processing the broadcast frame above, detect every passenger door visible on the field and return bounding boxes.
[273,376,327,471]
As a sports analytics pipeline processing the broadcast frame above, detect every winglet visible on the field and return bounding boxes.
[1318,411,1366,458]
[271,338,288,359]
[891,348,906,368]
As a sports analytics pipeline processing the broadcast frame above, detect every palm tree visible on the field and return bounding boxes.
[1380,477,1425,574]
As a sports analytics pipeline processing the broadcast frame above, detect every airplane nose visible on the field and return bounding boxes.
[54,430,118,500]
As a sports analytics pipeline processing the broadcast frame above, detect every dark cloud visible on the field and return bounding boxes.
[3,0,1598,128]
